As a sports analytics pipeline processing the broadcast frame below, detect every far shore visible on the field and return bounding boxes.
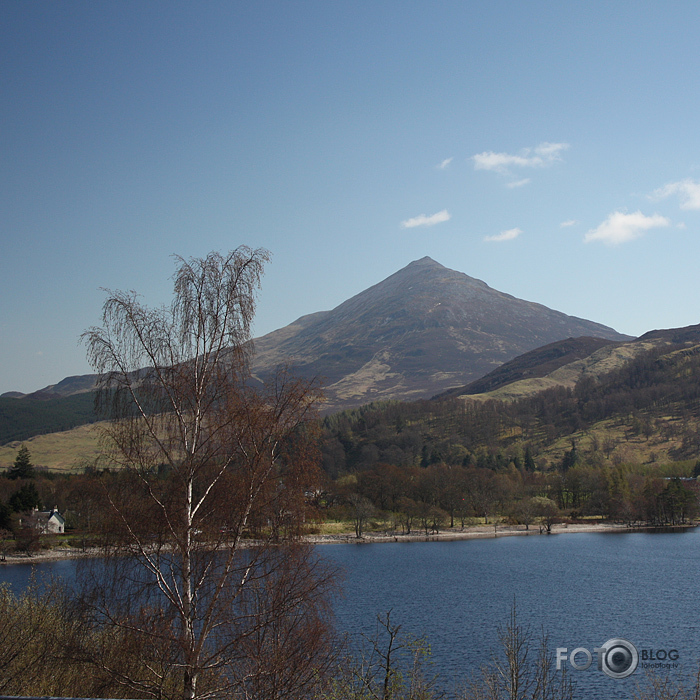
[1,521,696,566]
[305,520,697,546]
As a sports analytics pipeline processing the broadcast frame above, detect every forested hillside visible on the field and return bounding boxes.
[321,341,700,477]
[0,393,97,444]
[316,341,700,533]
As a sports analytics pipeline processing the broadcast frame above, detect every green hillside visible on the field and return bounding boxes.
[320,340,700,475]
[6,335,700,475]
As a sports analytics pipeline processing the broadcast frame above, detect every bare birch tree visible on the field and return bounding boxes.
[81,248,336,700]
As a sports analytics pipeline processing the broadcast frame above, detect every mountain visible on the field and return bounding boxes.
[8,324,700,470]
[1,374,100,401]
[2,257,629,432]
[249,257,629,411]
[636,322,700,344]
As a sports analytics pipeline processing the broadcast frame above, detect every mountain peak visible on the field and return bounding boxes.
[250,258,630,412]
[14,258,632,418]
[406,256,444,268]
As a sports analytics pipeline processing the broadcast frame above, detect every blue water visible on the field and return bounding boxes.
[2,528,699,698]
[320,529,700,698]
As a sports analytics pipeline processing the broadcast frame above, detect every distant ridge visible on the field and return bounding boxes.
[1,391,24,399]
[444,322,700,402]
[440,336,620,398]
[636,323,700,344]
[1,374,100,401]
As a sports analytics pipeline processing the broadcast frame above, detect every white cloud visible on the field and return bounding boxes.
[472,142,569,174]
[401,209,451,228]
[506,178,531,189]
[584,211,670,245]
[560,219,578,228]
[473,152,533,172]
[437,157,453,170]
[484,227,522,242]
[651,178,700,210]
[534,142,568,159]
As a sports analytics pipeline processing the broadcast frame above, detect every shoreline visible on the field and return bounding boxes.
[1,521,695,565]
[304,521,697,546]
[0,546,103,566]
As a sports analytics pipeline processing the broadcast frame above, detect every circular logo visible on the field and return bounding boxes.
[600,638,639,679]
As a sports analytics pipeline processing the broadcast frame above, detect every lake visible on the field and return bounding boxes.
[3,528,700,698]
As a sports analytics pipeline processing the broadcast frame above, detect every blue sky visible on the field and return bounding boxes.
[3,1,700,394]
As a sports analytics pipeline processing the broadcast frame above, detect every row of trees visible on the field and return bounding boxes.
[325,460,699,537]
[6,454,696,549]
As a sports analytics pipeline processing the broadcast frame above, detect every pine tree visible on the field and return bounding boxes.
[9,445,34,480]
[524,446,536,472]
[8,483,41,512]
[0,501,12,530]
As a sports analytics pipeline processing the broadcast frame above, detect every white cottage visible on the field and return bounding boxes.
[27,506,66,534]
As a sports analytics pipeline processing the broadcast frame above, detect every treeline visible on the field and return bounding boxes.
[323,460,700,536]
[320,343,700,476]
[4,459,695,549]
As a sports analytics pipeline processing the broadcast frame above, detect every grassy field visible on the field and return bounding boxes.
[0,422,104,473]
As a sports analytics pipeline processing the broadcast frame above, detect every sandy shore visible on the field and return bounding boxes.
[1,522,694,565]
[0,546,103,566]
[304,521,697,545]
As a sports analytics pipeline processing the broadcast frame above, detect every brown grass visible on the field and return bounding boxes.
[0,422,104,473]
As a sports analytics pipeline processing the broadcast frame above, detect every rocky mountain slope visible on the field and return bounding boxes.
[249,257,629,411]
